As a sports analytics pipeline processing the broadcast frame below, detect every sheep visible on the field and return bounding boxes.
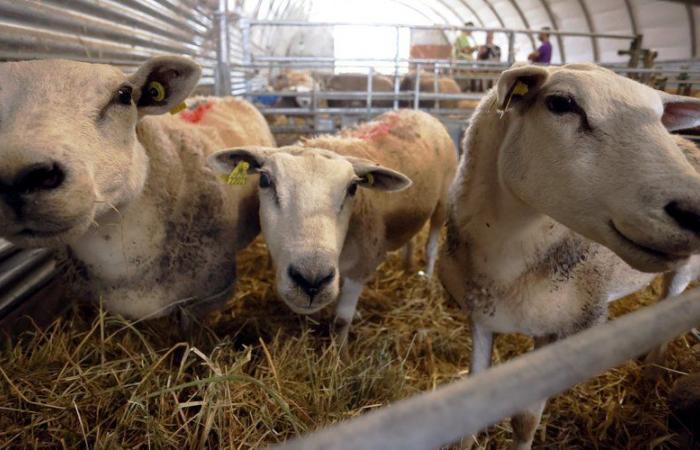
[209,109,457,345]
[438,63,700,450]
[399,72,462,109]
[0,56,275,323]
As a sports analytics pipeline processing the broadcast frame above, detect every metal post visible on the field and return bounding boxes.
[507,31,515,65]
[214,0,231,96]
[433,62,440,111]
[413,65,421,110]
[241,15,252,98]
[393,25,401,110]
[367,66,374,118]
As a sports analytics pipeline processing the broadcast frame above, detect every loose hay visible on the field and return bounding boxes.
[1,231,699,449]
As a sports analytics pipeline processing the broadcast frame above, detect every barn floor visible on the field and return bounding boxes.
[0,231,698,449]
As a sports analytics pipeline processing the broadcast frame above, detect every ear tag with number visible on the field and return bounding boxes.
[170,102,187,114]
[500,80,529,117]
[224,161,250,185]
[148,81,166,102]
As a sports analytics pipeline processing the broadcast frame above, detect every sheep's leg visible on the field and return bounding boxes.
[644,271,692,376]
[402,239,414,271]
[461,320,494,450]
[510,335,554,450]
[333,277,364,348]
[423,201,446,278]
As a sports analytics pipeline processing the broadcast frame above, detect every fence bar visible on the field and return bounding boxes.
[413,66,421,110]
[269,288,700,450]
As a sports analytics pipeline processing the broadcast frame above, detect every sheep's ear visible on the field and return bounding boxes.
[129,56,201,116]
[496,64,549,112]
[659,92,700,131]
[208,147,276,174]
[346,157,412,192]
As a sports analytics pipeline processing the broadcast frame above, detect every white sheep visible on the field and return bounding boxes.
[210,110,458,344]
[0,56,275,324]
[439,63,700,450]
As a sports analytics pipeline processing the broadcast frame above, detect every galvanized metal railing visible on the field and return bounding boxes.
[270,287,700,450]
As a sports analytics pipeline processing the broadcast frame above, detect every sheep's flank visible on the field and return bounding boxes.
[0,229,698,449]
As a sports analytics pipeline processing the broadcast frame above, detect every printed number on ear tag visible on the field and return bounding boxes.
[170,102,187,114]
[224,161,249,185]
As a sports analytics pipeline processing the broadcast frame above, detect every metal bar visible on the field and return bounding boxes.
[433,63,440,111]
[270,287,700,450]
[367,67,374,117]
[576,0,600,62]
[413,65,421,110]
[508,31,515,65]
[241,16,252,98]
[0,249,52,293]
[245,20,637,40]
[688,3,697,59]
[0,259,58,319]
[393,25,401,111]
[622,0,639,36]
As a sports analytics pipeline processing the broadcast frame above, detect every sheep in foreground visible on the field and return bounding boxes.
[0,57,274,322]
[438,63,700,450]
[210,109,457,344]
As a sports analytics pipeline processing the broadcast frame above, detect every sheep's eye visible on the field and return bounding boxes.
[347,182,358,197]
[116,86,133,105]
[259,172,272,188]
[545,95,576,115]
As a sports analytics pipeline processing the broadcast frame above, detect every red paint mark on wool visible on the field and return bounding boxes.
[179,102,214,124]
[350,112,400,141]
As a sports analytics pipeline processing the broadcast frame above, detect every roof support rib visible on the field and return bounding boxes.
[479,0,505,27]
[451,0,486,26]
[576,0,599,61]
[622,0,639,35]
[505,0,537,50]
[538,0,565,63]
[687,3,697,58]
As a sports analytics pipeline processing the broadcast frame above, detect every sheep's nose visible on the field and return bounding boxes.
[287,264,336,300]
[665,200,700,234]
[13,162,65,194]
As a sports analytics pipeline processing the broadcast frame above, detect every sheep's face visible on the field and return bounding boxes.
[496,63,700,273]
[209,146,411,314]
[0,57,200,247]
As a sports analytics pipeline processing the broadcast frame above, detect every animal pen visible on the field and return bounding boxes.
[2,1,700,448]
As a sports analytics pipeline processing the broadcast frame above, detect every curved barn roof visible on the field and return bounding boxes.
[237,0,698,63]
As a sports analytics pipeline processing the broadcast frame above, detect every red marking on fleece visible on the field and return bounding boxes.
[179,102,215,124]
[350,113,400,141]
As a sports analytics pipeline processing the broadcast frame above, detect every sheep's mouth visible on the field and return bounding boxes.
[608,220,686,264]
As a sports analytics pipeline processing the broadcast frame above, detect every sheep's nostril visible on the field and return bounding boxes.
[287,264,336,301]
[14,163,65,194]
[665,201,700,234]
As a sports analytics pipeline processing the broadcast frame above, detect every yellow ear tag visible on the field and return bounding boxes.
[224,161,250,185]
[148,81,166,102]
[364,173,375,186]
[502,80,529,115]
[170,102,187,114]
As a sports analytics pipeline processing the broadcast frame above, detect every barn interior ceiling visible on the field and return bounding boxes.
[237,0,699,63]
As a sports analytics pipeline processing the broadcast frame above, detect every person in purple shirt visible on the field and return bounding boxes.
[528,27,552,64]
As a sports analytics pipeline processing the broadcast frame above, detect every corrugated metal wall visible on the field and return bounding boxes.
[0,0,219,90]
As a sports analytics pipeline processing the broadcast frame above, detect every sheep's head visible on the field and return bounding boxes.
[0,56,200,247]
[209,145,411,314]
[494,63,700,272]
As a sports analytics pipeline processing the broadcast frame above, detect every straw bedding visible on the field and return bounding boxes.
[0,231,698,449]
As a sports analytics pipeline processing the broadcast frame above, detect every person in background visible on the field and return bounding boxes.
[477,31,501,62]
[528,27,552,64]
[453,22,477,61]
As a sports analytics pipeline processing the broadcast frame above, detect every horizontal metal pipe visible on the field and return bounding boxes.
[259,107,477,115]
[247,20,636,40]
[251,91,483,100]
[270,287,700,450]
[0,249,52,293]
